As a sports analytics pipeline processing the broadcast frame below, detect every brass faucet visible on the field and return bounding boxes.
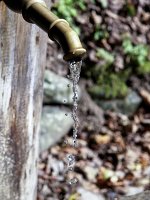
[2,0,86,61]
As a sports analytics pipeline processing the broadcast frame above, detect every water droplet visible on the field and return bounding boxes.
[67,167,74,171]
[63,139,68,145]
[72,97,78,101]
[73,132,78,138]
[67,154,75,165]
[68,177,78,185]
[73,135,78,143]
[73,140,78,148]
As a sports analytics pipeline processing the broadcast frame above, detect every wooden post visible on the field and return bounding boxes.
[0,2,47,199]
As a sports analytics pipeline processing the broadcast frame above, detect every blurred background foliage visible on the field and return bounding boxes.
[52,0,150,99]
[38,1,150,199]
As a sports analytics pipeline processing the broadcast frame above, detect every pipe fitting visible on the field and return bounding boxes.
[2,0,86,61]
[22,0,47,23]
[48,19,86,61]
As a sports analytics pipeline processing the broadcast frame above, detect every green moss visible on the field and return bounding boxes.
[102,72,129,98]
[137,61,150,74]
[88,81,128,99]
[94,25,109,41]
[99,0,108,9]
[87,48,131,99]
[96,48,114,64]
[95,48,129,98]
[122,37,150,75]
[126,3,136,16]
[52,0,86,34]
[68,193,80,200]
[87,39,150,99]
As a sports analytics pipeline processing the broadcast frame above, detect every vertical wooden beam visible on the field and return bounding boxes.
[0,1,47,199]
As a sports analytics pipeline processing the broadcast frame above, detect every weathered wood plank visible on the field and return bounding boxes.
[0,1,47,199]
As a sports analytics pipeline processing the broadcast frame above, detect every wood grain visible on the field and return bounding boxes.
[0,1,47,199]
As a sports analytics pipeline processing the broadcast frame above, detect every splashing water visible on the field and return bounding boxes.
[65,60,82,185]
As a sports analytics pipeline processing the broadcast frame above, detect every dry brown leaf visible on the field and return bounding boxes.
[139,89,150,106]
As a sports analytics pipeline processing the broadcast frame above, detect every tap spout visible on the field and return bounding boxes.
[2,0,86,61]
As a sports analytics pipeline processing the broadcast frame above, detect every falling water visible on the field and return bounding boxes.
[65,60,82,185]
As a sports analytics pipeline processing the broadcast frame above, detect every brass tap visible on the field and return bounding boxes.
[2,0,86,61]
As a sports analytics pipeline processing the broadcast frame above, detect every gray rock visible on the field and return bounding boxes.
[78,188,105,200]
[41,185,51,196]
[97,90,142,116]
[123,187,144,196]
[119,190,150,200]
[40,106,73,151]
[43,70,80,105]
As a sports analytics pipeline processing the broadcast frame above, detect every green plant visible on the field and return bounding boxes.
[87,48,130,99]
[91,0,108,8]
[88,70,129,99]
[88,48,114,80]
[123,38,150,74]
[126,2,136,16]
[98,0,108,8]
[94,25,109,41]
[52,0,86,34]
[96,48,114,65]
[88,37,150,99]
[99,72,129,98]
[68,193,80,200]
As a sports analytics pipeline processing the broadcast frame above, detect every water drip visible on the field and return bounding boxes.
[68,177,78,185]
[65,60,82,185]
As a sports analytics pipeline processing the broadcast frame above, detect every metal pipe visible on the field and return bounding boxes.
[2,0,86,61]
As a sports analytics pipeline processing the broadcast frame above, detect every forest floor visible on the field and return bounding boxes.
[37,76,150,200]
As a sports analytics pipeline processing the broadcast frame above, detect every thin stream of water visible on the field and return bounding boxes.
[65,60,82,185]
